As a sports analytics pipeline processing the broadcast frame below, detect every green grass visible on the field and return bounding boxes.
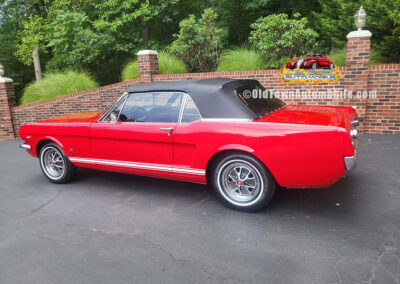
[217,48,268,71]
[21,71,99,105]
[330,47,389,66]
[330,48,347,67]
[121,51,187,81]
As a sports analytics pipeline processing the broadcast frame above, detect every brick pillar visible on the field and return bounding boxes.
[137,50,159,83]
[0,76,16,140]
[345,30,372,131]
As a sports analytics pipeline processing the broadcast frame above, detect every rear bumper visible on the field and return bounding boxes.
[344,155,357,172]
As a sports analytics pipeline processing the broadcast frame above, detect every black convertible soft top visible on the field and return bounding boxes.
[126,78,260,119]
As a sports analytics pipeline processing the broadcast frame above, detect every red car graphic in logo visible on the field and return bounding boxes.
[286,54,335,70]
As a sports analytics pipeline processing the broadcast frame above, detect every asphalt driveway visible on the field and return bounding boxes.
[0,135,399,284]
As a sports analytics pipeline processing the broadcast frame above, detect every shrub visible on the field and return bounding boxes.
[249,13,318,68]
[168,8,226,72]
[21,70,98,105]
[121,51,187,81]
[217,48,267,71]
[330,48,346,66]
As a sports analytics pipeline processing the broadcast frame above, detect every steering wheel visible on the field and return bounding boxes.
[126,106,147,122]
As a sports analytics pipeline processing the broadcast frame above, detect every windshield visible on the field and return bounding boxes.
[234,84,286,118]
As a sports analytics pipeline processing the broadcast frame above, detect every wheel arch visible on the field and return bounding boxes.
[205,148,279,185]
[35,136,64,156]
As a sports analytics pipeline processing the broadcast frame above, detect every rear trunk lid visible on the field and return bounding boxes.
[256,105,357,131]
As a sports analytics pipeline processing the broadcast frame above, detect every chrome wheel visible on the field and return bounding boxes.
[41,147,65,180]
[312,62,318,69]
[217,159,264,205]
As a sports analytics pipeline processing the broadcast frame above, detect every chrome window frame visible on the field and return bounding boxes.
[178,93,204,123]
[106,91,187,124]
[99,92,128,122]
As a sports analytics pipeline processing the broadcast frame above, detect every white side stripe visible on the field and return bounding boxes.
[69,157,205,176]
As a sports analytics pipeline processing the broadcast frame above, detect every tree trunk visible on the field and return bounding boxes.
[141,17,150,42]
[141,0,149,42]
[32,48,42,82]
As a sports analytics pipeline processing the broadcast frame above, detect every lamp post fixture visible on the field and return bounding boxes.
[0,63,4,77]
[354,6,366,30]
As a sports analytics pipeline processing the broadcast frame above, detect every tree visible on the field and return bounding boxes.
[169,8,227,72]
[311,0,400,62]
[249,13,318,68]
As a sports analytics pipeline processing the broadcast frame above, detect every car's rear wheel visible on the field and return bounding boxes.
[39,142,76,184]
[211,154,276,212]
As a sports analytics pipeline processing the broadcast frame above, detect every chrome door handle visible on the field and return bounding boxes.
[160,127,174,136]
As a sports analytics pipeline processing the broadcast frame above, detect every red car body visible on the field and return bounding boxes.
[286,54,335,70]
[19,79,359,189]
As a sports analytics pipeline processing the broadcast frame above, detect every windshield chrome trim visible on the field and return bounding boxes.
[98,92,128,122]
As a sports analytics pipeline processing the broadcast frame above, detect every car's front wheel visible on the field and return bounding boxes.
[211,154,276,212]
[311,62,318,69]
[39,142,76,184]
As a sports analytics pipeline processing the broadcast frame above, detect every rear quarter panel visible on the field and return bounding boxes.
[174,120,350,188]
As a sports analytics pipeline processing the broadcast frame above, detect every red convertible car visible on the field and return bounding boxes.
[19,79,359,211]
[286,54,335,70]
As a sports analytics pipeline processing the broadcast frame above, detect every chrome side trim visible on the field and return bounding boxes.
[19,143,31,150]
[200,118,251,122]
[69,157,205,175]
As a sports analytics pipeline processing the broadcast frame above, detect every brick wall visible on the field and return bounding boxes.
[365,64,400,134]
[11,79,139,134]
[0,80,16,139]
[1,33,400,140]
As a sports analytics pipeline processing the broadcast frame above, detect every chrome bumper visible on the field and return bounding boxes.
[19,143,31,150]
[345,119,360,173]
[344,155,357,172]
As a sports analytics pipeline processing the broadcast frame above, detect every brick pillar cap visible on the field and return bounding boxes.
[137,50,158,56]
[347,30,372,39]
[0,76,13,83]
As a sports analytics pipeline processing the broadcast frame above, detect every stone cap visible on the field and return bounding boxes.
[0,76,13,83]
[347,30,372,39]
[137,50,158,56]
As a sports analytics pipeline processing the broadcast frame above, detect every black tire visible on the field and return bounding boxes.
[311,62,318,69]
[39,142,76,184]
[211,153,276,212]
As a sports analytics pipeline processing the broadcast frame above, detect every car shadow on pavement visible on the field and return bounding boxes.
[74,167,363,218]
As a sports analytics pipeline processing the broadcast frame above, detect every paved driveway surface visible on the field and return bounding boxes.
[0,135,399,284]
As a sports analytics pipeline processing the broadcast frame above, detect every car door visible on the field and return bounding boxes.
[89,91,184,179]
[172,95,207,183]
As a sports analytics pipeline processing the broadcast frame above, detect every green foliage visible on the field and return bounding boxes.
[121,61,140,81]
[249,13,318,68]
[21,71,99,105]
[330,48,347,67]
[312,0,400,62]
[15,16,48,66]
[158,51,188,74]
[217,48,267,71]
[169,8,227,72]
[122,51,187,81]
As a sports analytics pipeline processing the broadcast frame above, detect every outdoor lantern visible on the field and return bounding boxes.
[354,6,366,30]
[0,63,4,77]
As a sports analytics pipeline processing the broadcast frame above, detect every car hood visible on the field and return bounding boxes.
[256,105,356,131]
[38,112,103,123]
